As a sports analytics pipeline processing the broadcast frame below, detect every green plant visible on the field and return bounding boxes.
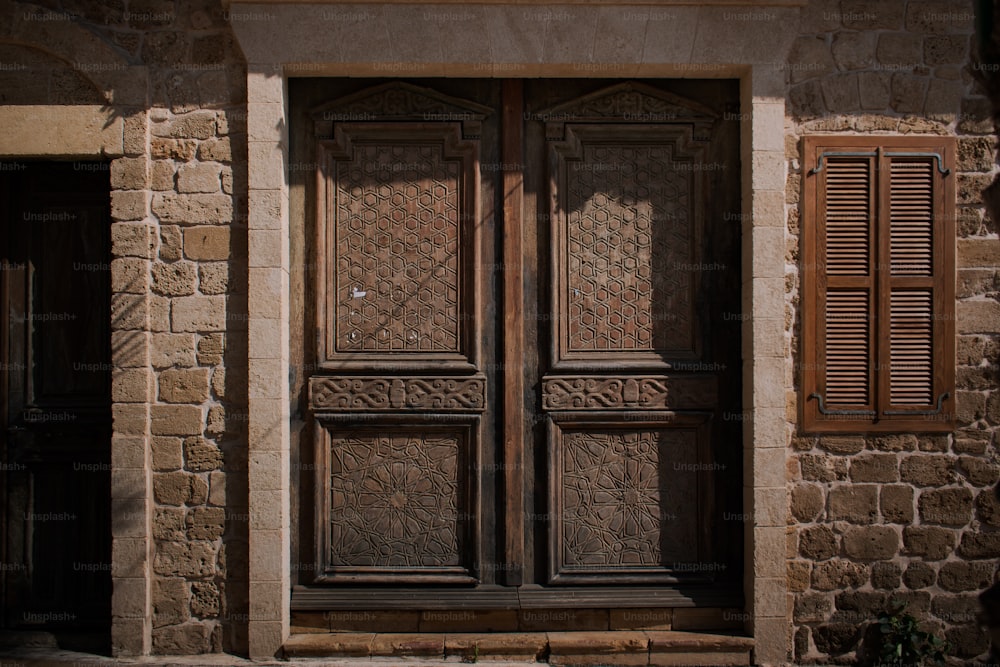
[461,642,479,664]
[871,600,950,667]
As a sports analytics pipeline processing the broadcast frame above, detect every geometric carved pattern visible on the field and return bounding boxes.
[542,376,715,411]
[329,430,463,568]
[558,428,698,571]
[310,376,486,411]
[536,82,718,143]
[569,89,708,122]
[565,142,693,353]
[324,84,474,117]
[335,142,460,352]
[311,82,492,141]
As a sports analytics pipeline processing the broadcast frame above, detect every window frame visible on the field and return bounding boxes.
[801,135,956,433]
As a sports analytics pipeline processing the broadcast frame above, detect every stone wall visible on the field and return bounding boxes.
[144,94,250,654]
[0,0,250,655]
[785,0,999,662]
[122,8,250,655]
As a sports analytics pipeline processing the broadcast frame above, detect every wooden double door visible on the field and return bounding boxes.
[290,79,743,611]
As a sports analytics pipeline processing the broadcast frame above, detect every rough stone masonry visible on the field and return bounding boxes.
[786,0,1000,662]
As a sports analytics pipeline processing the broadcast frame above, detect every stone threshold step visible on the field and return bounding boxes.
[284,630,754,665]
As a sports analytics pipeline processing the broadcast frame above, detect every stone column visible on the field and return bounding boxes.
[741,64,791,666]
[245,68,291,659]
[110,108,156,657]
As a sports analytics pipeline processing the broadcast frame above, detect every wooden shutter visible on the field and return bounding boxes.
[819,156,875,414]
[802,137,955,432]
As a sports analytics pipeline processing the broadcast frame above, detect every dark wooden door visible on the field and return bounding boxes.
[520,81,743,591]
[303,81,501,586]
[293,79,742,611]
[0,161,112,649]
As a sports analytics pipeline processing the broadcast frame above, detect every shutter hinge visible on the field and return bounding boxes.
[809,151,876,175]
[882,392,951,416]
[809,393,876,417]
[810,151,950,176]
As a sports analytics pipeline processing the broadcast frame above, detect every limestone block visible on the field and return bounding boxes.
[152,436,183,472]
[811,560,869,590]
[153,577,190,628]
[903,525,955,559]
[828,485,878,523]
[151,138,197,161]
[171,295,226,332]
[184,436,222,472]
[198,262,230,295]
[151,160,176,191]
[798,525,836,560]
[831,32,876,70]
[152,621,213,654]
[111,157,149,190]
[177,162,222,193]
[198,137,232,162]
[111,257,150,294]
[151,404,203,436]
[112,222,157,259]
[152,193,233,224]
[159,368,210,403]
[152,261,198,296]
[197,333,225,365]
[844,526,899,560]
[900,455,954,486]
[848,454,899,483]
[111,191,148,222]
[938,561,993,592]
[183,226,231,260]
[790,484,824,522]
[151,332,196,368]
[880,485,915,523]
[113,368,150,403]
[918,487,974,526]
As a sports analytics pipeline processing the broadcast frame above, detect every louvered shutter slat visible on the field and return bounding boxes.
[825,291,870,405]
[890,161,933,275]
[889,290,933,405]
[824,160,871,276]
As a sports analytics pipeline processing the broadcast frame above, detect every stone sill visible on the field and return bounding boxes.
[226,0,804,5]
[284,630,755,665]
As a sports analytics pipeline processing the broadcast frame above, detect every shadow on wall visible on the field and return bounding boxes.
[0,43,106,105]
[2,0,251,657]
[981,483,1000,661]
[972,0,1000,661]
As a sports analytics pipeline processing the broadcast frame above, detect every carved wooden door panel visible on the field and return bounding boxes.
[306,83,497,584]
[521,81,744,591]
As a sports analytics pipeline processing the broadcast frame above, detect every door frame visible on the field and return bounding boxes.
[0,109,147,657]
[0,112,138,654]
[231,5,799,661]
